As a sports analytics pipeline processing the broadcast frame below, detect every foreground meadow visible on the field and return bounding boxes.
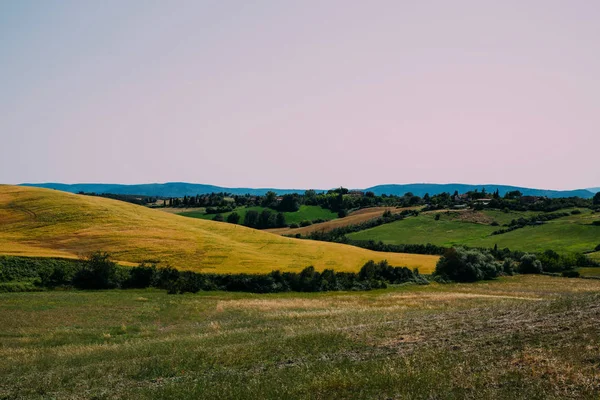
[1,275,599,399]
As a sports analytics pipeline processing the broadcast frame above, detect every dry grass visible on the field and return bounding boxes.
[266,206,419,236]
[0,186,438,273]
[158,207,206,214]
[1,275,599,399]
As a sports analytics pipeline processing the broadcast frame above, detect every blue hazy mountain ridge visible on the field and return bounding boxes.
[19,183,313,197]
[587,187,600,193]
[20,182,596,199]
[365,184,595,199]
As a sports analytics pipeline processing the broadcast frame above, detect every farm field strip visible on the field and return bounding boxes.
[266,206,418,235]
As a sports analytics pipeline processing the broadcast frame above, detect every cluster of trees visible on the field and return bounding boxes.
[216,209,287,229]
[423,188,595,213]
[164,193,233,208]
[0,254,426,294]
[432,246,599,282]
[156,188,425,215]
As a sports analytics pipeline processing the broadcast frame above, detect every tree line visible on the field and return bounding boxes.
[0,253,426,294]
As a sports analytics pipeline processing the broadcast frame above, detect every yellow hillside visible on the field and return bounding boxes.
[0,186,438,273]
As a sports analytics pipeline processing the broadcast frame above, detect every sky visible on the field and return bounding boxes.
[1,0,599,190]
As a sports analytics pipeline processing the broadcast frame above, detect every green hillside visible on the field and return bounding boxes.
[349,209,600,254]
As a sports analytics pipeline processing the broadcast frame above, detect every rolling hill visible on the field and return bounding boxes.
[21,182,596,198]
[348,209,600,254]
[0,186,438,273]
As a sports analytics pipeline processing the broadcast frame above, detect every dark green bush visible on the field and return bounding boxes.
[73,252,123,289]
[124,263,157,289]
[433,247,500,282]
[517,254,543,274]
[562,270,580,278]
[212,213,224,222]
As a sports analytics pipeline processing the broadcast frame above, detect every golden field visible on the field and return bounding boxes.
[0,186,438,273]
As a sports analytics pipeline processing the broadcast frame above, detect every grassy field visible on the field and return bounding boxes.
[349,209,600,254]
[178,205,338,225]
[577,267,600,277]
[0,186,437,273]
[1,275,599,399]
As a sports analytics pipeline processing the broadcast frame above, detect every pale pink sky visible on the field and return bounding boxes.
[1,0,599,189]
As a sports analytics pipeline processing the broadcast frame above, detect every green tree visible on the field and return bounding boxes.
[594,192,600,206]
[258,209,274,228]
[227,212,240,224]
[244,210,259,227]
[518,254,543,274]
[278,194,299,212]
[73,252,121,289]
[434,247,499,282]
[275,212,286,227]
[262,191,277,207]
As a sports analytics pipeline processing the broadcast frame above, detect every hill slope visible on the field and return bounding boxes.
[348,209,600,254]
[0,186,437,273]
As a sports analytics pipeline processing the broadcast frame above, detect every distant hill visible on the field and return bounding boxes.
[20,182,596,199]
[365,184,595,199]
[0,185,437,273]
[587,187,600,194]
[20,182,313,197]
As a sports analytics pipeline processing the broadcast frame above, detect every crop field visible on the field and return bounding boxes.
[349,209,600,254]
[178,205,338,225]
[0,186,437,274]
[577,267,600,277]
[1,275,599,399]
[266,207,417,236]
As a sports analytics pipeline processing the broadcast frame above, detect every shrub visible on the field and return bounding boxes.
[571,209,582,215]
[73,252,122,290]
[593,221,600,226]
[153,266,180,290]
[434,247,499,282]
[562,270,580,278]
[300,220,312,227]
[338,209,348,218]
[124,263,156,289]
[212,213,224,222]
[276,212,286,228]
[517,254,543,274]
[226,212,240,224]
[596,244,600,251]
[289,223,299,229]
[435,214,441,221]
[502,258,514,276]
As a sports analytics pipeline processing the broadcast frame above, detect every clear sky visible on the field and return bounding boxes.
[1,0,599,190]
